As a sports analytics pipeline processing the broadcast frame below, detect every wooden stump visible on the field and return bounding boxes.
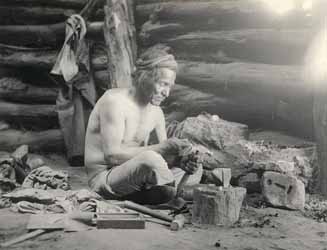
[192,185,246,226]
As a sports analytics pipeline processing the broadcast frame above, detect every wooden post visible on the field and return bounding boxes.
[192,185,246,226]
[307,4,327,196]
[103,0,136,88]
[313,84,327,195]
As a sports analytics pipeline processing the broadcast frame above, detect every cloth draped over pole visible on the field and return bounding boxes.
[51,14,97,166]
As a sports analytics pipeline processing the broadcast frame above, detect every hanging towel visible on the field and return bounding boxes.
[51,14,88,82]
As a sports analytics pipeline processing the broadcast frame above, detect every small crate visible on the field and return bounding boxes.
[96,212,145,229]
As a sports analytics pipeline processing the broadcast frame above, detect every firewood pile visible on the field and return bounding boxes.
[0,0,111,153]
[135,0,317,139]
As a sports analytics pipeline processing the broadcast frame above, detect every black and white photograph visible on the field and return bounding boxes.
[0,0,326,249]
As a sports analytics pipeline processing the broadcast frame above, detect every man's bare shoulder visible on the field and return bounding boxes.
[98,88,130,107]
[150,105,165,120]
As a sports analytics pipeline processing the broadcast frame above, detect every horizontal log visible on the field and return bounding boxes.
[0,0,87,8]
[141,29,313,65]
[0,129,64,152]
[0,101,58,129]
[166,59,314,138]
[0,101,56,119]
[0,21,103,48]
[0,77,58,103]
[0,43,106,70]
[165,84,274,125]
[139,0,214,3]
[136,1,313,30]
[177,60,312,100]
[0,6,77,25]
[176,61,314,134]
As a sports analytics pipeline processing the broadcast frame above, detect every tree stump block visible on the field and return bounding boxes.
[192,185,246,226]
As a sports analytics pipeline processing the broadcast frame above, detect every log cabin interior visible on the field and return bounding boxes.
[0,1,326,249]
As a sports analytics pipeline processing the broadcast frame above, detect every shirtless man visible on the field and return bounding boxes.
[85,47,202,205]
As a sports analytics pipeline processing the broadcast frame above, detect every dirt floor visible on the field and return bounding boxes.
[0,131,327,250]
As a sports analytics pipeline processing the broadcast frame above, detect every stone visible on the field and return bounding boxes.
[262,171,305,210]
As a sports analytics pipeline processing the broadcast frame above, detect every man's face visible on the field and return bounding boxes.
[143,68,176,106]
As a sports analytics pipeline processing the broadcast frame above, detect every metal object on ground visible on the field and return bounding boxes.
[212,168,231,188]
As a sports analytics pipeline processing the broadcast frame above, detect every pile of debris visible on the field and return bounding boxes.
[304,195,327,222]
[168,113,317,211]
[0,145,70,208]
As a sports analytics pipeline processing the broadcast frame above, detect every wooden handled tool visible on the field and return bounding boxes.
[124,200,174,222]
[170,214,186,231]
[0,229,46,248]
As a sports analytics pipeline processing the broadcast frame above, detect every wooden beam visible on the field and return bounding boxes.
[0,6,77,25]
[0,101,56,119]
[0,129,64,152]
[136,1,313,30]
[0,101,58,129]
[0,43,106,70]
[166,81,313,139]
[0,0,87,8]
[175,61,313,137]
[140,29,313,65]
[0,21,103,48]
[104,0,135,88]
[0,77,57,103]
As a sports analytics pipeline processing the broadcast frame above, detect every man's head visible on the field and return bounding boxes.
[133,45,178,106]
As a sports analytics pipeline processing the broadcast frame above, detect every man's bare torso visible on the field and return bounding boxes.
[85,88,163,178]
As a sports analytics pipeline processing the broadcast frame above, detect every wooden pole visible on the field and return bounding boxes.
[308,3,327,196]
[103,0,135,88]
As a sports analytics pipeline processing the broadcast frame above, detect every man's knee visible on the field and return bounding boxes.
[137,150,174,185]
[139,150,168,171]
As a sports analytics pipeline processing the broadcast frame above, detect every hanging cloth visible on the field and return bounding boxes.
[51,15,96,166]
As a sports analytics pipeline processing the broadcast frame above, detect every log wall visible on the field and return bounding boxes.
[136,0,317,139]
[0,0,121,152]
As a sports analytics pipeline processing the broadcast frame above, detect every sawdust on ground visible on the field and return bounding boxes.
[0,131,326,250]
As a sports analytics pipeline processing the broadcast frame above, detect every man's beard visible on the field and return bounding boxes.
[150,96,164,106]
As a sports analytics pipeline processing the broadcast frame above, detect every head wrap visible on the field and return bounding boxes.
[136,44,178,72]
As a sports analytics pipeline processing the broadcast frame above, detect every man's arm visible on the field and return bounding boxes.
[154,107,167,143]
[99,97,164,166]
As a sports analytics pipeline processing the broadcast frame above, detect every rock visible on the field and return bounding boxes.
[167,113,249,170]
[26,156,45,169]
[262,171,305,210]
[166,114,317,192]
[168,113,249,149]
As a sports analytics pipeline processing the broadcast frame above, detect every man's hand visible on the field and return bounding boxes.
[180,160,200,175]
[159,137,193,155]
[179,147,205,175]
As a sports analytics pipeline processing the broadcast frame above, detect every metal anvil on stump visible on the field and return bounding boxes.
[192,185,246,226]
